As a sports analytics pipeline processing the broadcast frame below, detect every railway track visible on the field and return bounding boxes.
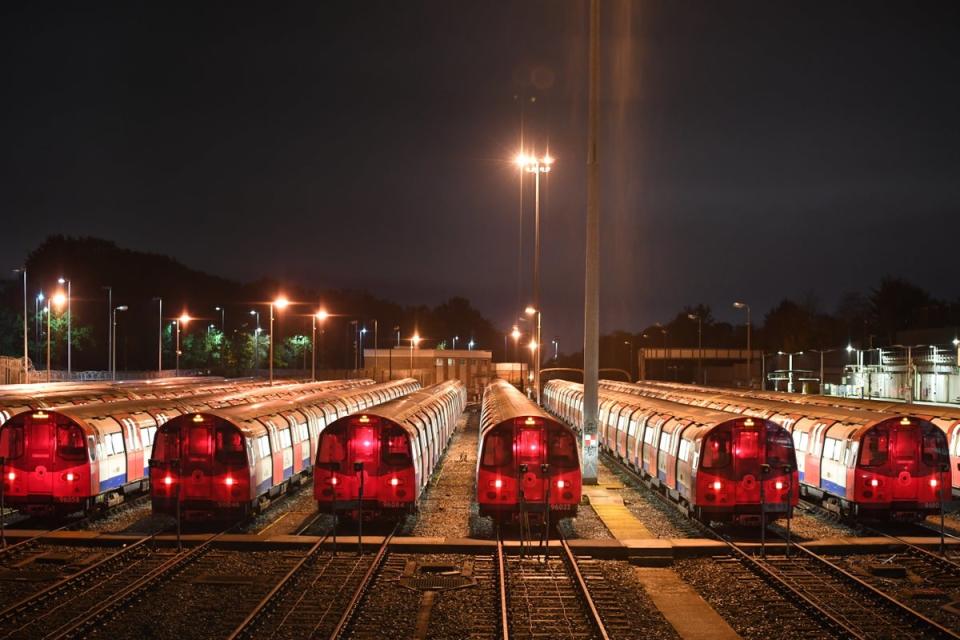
[497,531,610,640]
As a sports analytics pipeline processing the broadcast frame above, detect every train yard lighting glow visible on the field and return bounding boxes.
[273,297,289,309]
[511,326,521,341]
[317,309,328,321]
[412,333,421,346]
[528,339,538,352]
[179,313,191,324]
[954,338,959,347]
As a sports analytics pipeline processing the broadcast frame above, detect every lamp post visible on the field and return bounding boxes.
[511,324,522,387]
[176,313,191,376]
[453,336,459,351]
[153,297,162,373]
[35,292,44,367]
[269,297,289,385]
[468,339,475,351]
[514,151,554,336]
[553,338,559,361]
[359,326,367,371]
[688,313,702,384]
[102,286,112,375]
[215,306,225,332]
[249,310,261,373]
[112,306,128,380]
[733,301,751,387]
[525,306,542,403]
[58,277,71,377]
[313,309,328,381]
[410,333,421,376]
[623,340,634,381]
[13,268,27,383]
[49,291,66,381]
[372,319,379,381]
[776,350,804,393]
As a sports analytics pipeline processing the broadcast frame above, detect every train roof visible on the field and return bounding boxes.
[345,380,464,427]
[480,379,569,437]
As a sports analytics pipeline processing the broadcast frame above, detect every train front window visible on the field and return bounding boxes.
[351,426,377,463]
[766,428,795,470]
[151,430,180,462]
[56,423,86,461]
[481,430,512,468]
[215,425,246,466]
[0,426,24,459]
[860,427,889,467]
[381,426,410,467]
[318,429,346,468]
[701,432,732,470]
[548,429,577,469]
[922,432,948,468]
[735,430,759,460]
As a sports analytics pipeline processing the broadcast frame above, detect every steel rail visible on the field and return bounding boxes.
[225,534,328,640]
[45,527,233,640]
[861,524,960,573]
[558,534,611,640]
[497,533,509,640]
[327,525,397,640]
[0,532,157,624]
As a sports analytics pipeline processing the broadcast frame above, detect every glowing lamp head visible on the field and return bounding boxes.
[412,333,421,346]
[525,305,536,316]
[179,313,191,324]
[192,414,204,422]
[514,152,530,168]
[528,339,538,352]
[846,344,854,353]
[58,277,66,284]
[900,417,911,426]
[273,297,289,309]
[317,309,329,321]
[712,481,722,491]
[511,326,521,341]
[954,338,959,347]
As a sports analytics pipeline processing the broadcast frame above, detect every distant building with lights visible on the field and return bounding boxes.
[363,348,493,401]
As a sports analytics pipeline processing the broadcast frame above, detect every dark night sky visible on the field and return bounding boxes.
[2,2,959,351]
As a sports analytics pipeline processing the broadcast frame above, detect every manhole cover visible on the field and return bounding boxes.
[400,562,476,592]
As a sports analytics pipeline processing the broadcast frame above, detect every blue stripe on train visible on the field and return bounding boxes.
[283,466,293,481]
[256,477,272,495]
[820,476,846,498]
[798,469,805,483]
[99,473,126,493]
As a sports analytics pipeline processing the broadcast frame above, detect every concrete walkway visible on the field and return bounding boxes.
[634,567,742,640]
[582,483,654,540]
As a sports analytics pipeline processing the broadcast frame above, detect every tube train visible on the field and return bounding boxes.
[0,377,263,425]
[0,379,370,516]
[152,380,420,520]
[314,380,466,518]
[544,380,799,525]
[477,380,581,522]
[623,379,960,498]
[599,380,951,520]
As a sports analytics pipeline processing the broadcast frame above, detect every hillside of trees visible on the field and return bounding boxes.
[0,236,498,374]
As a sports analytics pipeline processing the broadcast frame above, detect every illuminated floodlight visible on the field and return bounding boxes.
[511,326,521,341]
[514,152,530,168]
[317,309,329,321]
[953,338,959,347]
[846,344,854,353]
[52,292,67,307]
[528,339,538,352]
[273,297,289,309]
[525,305,536,316]
[179,313,191,324]
[412,333,421,346]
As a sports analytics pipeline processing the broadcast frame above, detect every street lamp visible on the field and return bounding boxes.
[360,327,368,370]
[12,268,27,383]
[312,309,328,381]
[176,313,191,375]
[468,339,475,351]
[269,297,289,385]
[525,305,542,403]
[452,336,459,351]
[35,292,44,367]
[215,306,225,332]
[102,286,112,375]
[515,151,553,314]
[410,332,421,372]
[733,301,752,387]
[112,306,128,380]
[48,292,66,381]
[58,277,72,376]
[249,310,261,373]
[688,313,702,384]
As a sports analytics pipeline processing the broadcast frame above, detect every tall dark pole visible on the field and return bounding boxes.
[582,0,600,484]
[14,269,27,383]
[103,286,112,376]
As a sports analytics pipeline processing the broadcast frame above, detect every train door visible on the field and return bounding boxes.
[26,416,55,496]
[806,422,828,488]
[516,421,546,502]
[182,419,214,500]
[350,416,380,499]
[733,423,762,506]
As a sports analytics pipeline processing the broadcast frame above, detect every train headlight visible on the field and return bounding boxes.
[556,480,565,489]
[870,478,879,487]
[390,477,399,487]
[774,481,783,490]
[494,479,503,489]
[163,475,173,486]
[330,477,338,485]
[6,471,15,482]
[930,478,938,488]
[66,472,75,482]
[225,476,234,486]
[712,481,722,491]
